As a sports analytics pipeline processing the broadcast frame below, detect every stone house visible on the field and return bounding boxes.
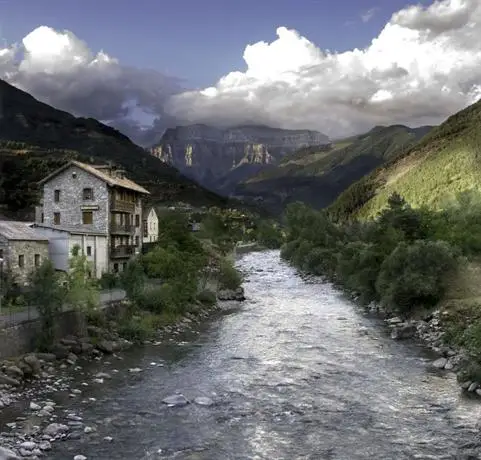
[142,207,159,244]
[0,221,49,285]
[35,160,150,275]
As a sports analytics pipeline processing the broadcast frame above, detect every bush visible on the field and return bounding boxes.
[197,289,217,305]
[376,240,458,314]
[217,260,242,290]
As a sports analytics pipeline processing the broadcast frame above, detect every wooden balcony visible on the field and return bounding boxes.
[110,222,135,235]
[110,197,135,213]
[110,245,136,258]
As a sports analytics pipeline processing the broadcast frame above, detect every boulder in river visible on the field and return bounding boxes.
[0,373,20,387]
[162,394,189,407]
[431,358,447,369]
[43,422,69,437]
[194,396,214,406]
[391,323,417,340]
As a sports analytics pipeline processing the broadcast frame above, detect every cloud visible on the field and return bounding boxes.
[361,7,379,23]
[0,26,182,144]
[167,0,481,138]
[1,0,481,143]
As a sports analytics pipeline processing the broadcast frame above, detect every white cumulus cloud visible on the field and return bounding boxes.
[167,0,481,138]
[0,0,481,142]
[0,26,182,144]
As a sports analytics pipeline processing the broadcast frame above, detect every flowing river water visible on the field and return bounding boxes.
[26,251,481,458]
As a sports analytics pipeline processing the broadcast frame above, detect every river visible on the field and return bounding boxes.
[39,251,481,458]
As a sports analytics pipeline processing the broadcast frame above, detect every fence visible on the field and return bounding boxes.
[0,288,126,329]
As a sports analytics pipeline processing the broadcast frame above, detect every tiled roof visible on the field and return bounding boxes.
[32,224,107,236]
[39,160,150,195]
[0,221,48,241]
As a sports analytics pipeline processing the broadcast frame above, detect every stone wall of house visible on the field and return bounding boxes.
[42,165,109,233]
[7,240,49,285]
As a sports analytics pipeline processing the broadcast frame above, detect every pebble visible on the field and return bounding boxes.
[74,456,87,460]
[29,402,41,411]
[128,368,142,373]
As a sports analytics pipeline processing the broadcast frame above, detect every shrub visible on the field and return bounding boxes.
[376,240,458,314]
[217,260,242,290]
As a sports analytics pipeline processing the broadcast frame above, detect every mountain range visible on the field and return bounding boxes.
[329,97,481,221]
[232,124,433,214]
[0,79,229,216]
[1,76,479,223]
[150,125,329,193]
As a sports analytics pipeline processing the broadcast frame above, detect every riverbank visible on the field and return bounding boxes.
[360,262,481,398]
[0,285,245,459]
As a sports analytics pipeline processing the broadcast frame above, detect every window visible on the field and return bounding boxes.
[54,212,61,225]
[135,214,140,227]
[34,254,40,267]
[82,211,93,225]
[82,188,93,200]
[18,254,25,268]
[123,262,127,271]
[113,263,119,273]
[86,246,92,256]
[41,213,44,223]
[143,221,148,237]
[0,249,3,259]
[135,236,139,246]
[54,189,61,202]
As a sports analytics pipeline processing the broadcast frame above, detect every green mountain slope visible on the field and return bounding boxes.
[329,99,481,221]
[0,79,229,214]
[234,124,432,214]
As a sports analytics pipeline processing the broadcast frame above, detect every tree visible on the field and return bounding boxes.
[121,259,145,302]
[29,260,65,350]
[65,245,99,312]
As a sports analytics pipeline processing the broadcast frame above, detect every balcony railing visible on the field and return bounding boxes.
[110,222,135,234]
[110,197,135,213]
[110,245,136,258]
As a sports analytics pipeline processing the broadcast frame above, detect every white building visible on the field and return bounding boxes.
[31,225,109,277]
[142,207,159,244]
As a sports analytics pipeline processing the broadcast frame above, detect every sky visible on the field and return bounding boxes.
[0,0,479,144]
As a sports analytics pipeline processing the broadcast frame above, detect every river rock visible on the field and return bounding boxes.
[391,323,416,340]
[43,423,69,437]
[66,353,78,365]
[74,456,87,460]
[431,358,447,369]
[94,372,111,379]
[162,394,189,407]
[5,366,24,380]
[96,340,114,354]
[0,373,20,387]
[19,441,36,450]
[51,344,70,360]
[29,401,41,411]
[35,353,57,362]
[23,354,41,374]
[0,446,19,460]
[38,441,51,451]
[194,397,214,406]
[468,382,479,392]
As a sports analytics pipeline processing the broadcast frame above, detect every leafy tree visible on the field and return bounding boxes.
[29,260,65,350]
[65,245,99,311]
[121,259,145,302]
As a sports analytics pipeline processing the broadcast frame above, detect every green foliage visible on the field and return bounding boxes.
[255,219,284,249]
[99,272,121,290]
[65,245,99,311]
[217,259,243,290]
[28,260,65,351]
[282,194,464,315]
[376,240,458,313]
[329,99,481,221]
[120,259,145,301]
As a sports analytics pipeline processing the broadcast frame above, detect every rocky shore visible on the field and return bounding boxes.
[364,302,480,396]
[0,288,245,459]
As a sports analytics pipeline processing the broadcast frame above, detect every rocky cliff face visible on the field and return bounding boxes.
[150,124,329,192]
